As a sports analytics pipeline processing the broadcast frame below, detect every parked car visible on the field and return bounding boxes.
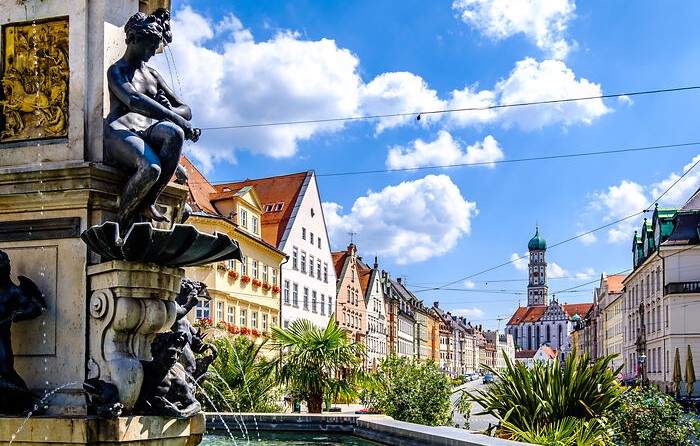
[463,373,475,381]
[483,373,494,384]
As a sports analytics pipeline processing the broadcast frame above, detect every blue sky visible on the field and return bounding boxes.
[160,1,700,330]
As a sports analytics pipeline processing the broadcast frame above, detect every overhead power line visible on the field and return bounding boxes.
[199,85,700,131]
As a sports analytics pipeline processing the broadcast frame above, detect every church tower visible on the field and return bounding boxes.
[527,227,548,307]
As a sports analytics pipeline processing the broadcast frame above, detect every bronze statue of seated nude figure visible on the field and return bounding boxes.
[104,9,199,230]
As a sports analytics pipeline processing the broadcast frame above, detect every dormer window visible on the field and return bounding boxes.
[265,204,274,212]
[275,202,284,211]
[222,187,231,192]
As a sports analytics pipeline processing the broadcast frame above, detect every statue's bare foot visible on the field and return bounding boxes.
[144,204,170,223]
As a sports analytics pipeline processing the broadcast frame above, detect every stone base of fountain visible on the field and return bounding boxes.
[0,414,205,446]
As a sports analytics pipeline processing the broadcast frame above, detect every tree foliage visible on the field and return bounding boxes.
[271,316,365,413]
[361,356,453,426]
[198,336,280,413]
[608,386,700,446]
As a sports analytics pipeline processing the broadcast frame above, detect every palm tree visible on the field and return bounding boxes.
[271,315,365,413]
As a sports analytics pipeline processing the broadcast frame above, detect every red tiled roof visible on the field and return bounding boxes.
[515,349,536,359]
[507,306,547,325]
[539,345,557,359]
[563,303,594,319]
[358,267,373,296]
[606,274,627,294]
[332,251,348,278]
[180,155,218,215]
[215,172,309,247]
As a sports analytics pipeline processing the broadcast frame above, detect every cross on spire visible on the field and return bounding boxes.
[348,230,357,244]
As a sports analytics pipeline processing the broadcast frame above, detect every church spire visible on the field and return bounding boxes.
[527,227,548,307]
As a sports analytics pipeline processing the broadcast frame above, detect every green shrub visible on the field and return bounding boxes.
[608,387,700,446]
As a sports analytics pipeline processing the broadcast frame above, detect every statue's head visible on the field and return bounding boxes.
[151,331,187,368]
[0,250,9,277]
[123,9,172,55]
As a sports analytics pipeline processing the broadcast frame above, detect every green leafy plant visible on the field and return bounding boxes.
[469,350,622,443]
[271,315,365,413]
[361,356,453,426]
[500,415,610,446]
[608,386,700,446]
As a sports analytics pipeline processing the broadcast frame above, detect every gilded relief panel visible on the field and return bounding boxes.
[0,18,68,143]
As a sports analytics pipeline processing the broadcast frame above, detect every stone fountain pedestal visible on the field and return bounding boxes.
[0,0,212,444]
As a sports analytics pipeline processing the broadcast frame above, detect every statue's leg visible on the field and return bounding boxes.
[141,122,185,221]
[104,128,162,228]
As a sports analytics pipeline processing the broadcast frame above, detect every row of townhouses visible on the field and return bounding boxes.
[178,156,514,374]
[508,188,700,396]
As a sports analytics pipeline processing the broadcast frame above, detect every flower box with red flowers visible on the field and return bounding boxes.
[251,329,260,337]
[261,282,272,291]
[240,275,251,283]
[271,285,281,294]
[228,270,239,280]
[252,278,262,287]
[240,327,251,335]
[195,318,213,329]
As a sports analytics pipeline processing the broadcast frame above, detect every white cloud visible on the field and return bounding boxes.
[451,307,486,318]
[493,58,609,130]
[446,84,498,127]
[510,252,528,272]
[386,132,504,169]
[548,262,568,278]
[575,267,595,279]
[591,180,648,244]
[464,280,476,289]
[323,175,478,264]
[618,95,633,106]
[577,231,597,245]
[650,154,700,207]
[452,0,576,59]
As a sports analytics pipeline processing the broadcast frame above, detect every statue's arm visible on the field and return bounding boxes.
[150,68,192,120]
[107,64,193,134]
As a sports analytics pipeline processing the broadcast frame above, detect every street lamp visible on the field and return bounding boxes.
[639,353,647,387]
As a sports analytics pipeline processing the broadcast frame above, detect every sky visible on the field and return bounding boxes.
[158,0,700,330]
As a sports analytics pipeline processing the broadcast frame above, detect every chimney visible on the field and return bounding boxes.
[397,277,402,284]
[433,301,440,308]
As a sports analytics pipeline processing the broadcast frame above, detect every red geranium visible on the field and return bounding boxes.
[271,285,281,293]
[262,282,272,290]
[252,278,262,287]
[228,270,239,280]
[240,275,251,283]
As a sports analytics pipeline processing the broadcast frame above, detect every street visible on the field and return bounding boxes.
[451,378,499,432]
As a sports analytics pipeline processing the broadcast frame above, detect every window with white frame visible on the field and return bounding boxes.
[239,309,247,326]
[292,247,298,270]
[272,316,277,327]
[321,294,325,315]
[262,264,268,283]
[302,227,306,240]
[312,291,317,313]
[317,259,322,280]
[292,283,299,307]
[262,314,267,330]
[284,280,290,304]
[240,209,248,227]
[216,302,223,322]
[265,204,273,212]
[303,287,309,310]
[252,216,258,234]
[323,263,328,283]
[241,256,247,275]
[252,259,258,278]
[310,232,314,245]
[251,312,257,328]
[272,268,277,285]
[309,256,314,277]
[227,259,235,270]
[227,306,235,324]
[301,251,306,273]
[318,238,321,249]
[328,297,333,316]
[196,300,210,320]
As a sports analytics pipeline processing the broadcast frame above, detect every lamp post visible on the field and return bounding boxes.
[639,353,647,387]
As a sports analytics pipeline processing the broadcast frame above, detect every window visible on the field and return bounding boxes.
[227,306,235,324]
[309,256,314,277]
[262,314,267,330]
[301,251,307,273]
[272,316,277,327]
[302,227,306,240]
[317,259,322,280]
[252,216,258,234]
[196,300,210,319]
[265,204,273,212]
[310,233,314,245]
[241,256,247,276]
[272,268,277,285]
[216,302,223,322]
[328,297,333,316]
[292,247,298,270]
[284,319,289,328]
[324,263,328,283]
[292,283,299,307]
[227,259,235,270]
[262,264,268,283]
[251,312,257,328]
[312,291,317,313]
[252,259,258,279]
[240,209,248,227]
[321,294,326,315]
[274,202,283,211]
[239,309,247,326]
[283,280,290,305]
[318,238,321,249]
[304,287,309,310]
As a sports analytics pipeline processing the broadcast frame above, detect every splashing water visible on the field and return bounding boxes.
[8,381,81,446]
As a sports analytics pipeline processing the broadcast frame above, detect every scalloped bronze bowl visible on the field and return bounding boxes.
[81,222,243,267]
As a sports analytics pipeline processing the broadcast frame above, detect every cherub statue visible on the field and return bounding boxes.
[0,250,47,414]
[133,331,201,418]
